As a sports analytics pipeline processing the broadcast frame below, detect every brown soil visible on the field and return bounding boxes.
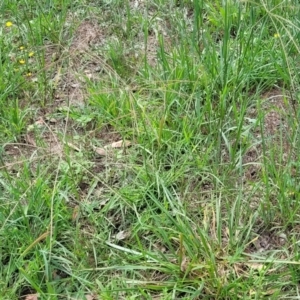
[243,88,294,181]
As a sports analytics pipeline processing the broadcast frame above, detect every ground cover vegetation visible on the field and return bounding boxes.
[1,0,300,299]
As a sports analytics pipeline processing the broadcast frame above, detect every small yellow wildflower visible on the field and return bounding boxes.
[25,72,32,77]
[274,33,280,38]
[5,21,13,27]
[19,59,26,64]
[28,51,34,57]
[19,46,25,50]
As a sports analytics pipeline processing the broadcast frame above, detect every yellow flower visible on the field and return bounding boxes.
[25,72,32,77]
[28,51,34,57]
[274,33,280,38]
[19,46,25,50]
[19,59,25,64]
[5,21,13,27]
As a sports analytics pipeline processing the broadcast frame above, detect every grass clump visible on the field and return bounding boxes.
[1,0,300,299]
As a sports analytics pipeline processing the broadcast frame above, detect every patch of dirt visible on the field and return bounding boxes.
[1,143,36,173]
[91,131,126,175]
[23,20,122,168]
[143,35,155,67]
[38,20,106,109]
[60,20,105,106]
[70,20,105,54]
[241,88,297,255]
[243,88,295,181]
[128,0,172,68]
[129,0,147,10]
[245,228,288,255]
[93,125,122,145]
[2,116,69,175]
[18,20,109,163]
[145,34,161,68]
[258,89,292,139]
[42,42,62,72]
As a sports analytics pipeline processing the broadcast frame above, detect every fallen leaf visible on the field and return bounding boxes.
[66,142,81,152]
[72,205,80,221]
[35,117,45,125]
[109,140,131,148]
[49,118,57,124]
[25,294,39,300]
[85,295,96,300]
[99,198,109,207]
[94,140,132,156]
[71,83,80,88]
[180,256,188,272]
[245,262,265,271]
[25,134,36,147]
[263,289,279,295]
[114,230,131,241]
[94,147,107,156]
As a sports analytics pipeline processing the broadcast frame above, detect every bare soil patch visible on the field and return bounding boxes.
[242,88,297,254]
[243,88,295,181]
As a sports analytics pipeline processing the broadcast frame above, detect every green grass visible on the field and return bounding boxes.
[1,0,300,299]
